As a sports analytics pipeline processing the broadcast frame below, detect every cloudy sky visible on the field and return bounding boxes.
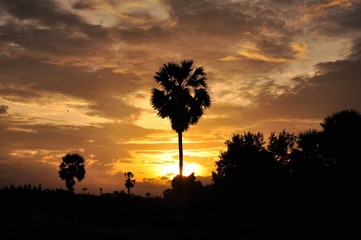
[1,0,360,195]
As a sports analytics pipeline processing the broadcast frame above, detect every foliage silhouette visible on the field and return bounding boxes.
[151,59,211,177]
[320,109,361,168]
[212,132,277,190]
[58,153,86,193]
[291,129,325,178]
[124,171,136,195]
[267,130,296,164]
[164,173,204,203]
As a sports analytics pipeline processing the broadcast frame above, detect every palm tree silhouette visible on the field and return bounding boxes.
[81,187,88,194]
[151,59,211,177]
[58,153,86,193]
[124,172,136,195]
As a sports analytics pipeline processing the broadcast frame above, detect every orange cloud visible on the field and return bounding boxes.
[219,43,308,63]
[238,49,292,63]
[301,0,358,20]
[291,43,308,59]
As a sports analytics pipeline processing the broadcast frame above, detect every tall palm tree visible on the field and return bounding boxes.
[151,59,211,177]
[58,153,86,193]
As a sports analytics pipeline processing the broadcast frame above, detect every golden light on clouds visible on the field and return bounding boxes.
[238,45,292,63]
[0,0,360,195]
[291,43,308,60]
[2,94,110,126]
[300,0,358,20]
[220,43,309,63]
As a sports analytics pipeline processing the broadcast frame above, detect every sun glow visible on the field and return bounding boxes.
[157,161,208,179]
[109,149,213,183]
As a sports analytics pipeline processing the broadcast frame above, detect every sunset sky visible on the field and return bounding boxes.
[1,0,360,195]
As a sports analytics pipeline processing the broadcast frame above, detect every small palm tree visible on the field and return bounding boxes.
[58,153,86,193]
[151,59,211,177]
[81,187,88,194]
[124,172,136,195]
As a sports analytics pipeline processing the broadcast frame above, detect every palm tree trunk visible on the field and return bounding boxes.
[178,131,183,177]
[177,131,184,239]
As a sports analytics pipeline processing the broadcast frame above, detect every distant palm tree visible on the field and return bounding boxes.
[151,59,211,177]
[58,153,86,193]
[124,172,136,195]
[81,187,88,194]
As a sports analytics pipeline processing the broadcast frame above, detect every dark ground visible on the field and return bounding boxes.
[0,185,345,240]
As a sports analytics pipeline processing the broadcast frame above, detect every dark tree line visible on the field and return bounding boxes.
[163,109,358,230]
[213,109,357,187]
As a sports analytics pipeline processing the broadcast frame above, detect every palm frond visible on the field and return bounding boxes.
[195,88,211,108]
[151,60,211,132]
[189,105,204,125]
[154,70,172,92]
[151,88,171,118]
[178,59,193,85]
[187,66,207,88]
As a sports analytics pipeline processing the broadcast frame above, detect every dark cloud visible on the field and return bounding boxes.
[0,57,141,119]
[0,160,61,188]
[113,25,170,44]
[251,41,361,121]
[0,104,9,114]
[200,36,361,133]
[0,0,91,29]
[254,37,297,60]
[301,1,361,36]
[170,1,279,36]
[0,0,174,52]
[158,0,304,76]
[339,2,361,31]
[163,0,298,38]
[0,0,109,57]
[0,121,157,158]
[72,0,98,10]
[348,38,361,60]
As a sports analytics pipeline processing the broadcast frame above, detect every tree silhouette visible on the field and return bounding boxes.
[58,153,85,193]
[291,129,324,178]
[212,132,276,189]
[81,187,88,194]
[267,130,296,164]
[321,109,361,167]
[151,59,211,178]
[169,173,204,203]
[124,172,136,195]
